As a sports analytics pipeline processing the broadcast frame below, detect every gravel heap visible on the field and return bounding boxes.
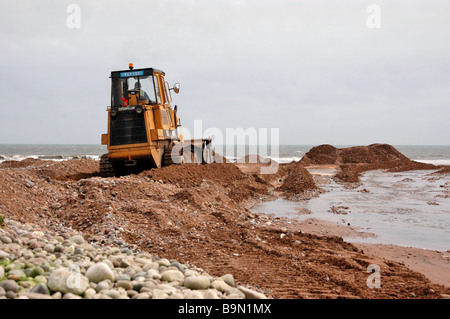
[0,218,266,299]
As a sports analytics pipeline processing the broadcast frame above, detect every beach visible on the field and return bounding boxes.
[0,144,449,299]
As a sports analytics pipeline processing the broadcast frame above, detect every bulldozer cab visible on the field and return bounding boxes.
[111,68,164,107]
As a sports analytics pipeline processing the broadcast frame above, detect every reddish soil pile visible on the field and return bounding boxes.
[1,157,448,299]
[300,144,437,183]
[276,161,317,198]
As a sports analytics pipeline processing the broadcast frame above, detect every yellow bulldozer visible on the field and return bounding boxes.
[100,63,212,177]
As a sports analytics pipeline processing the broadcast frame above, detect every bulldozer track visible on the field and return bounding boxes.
[99,154,115,177]
[162,145,184,167]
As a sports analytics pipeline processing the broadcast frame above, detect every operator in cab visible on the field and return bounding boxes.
[135,82,150,100]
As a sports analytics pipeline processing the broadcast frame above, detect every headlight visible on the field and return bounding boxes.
[111,109,117,117]
[136,107,143,114]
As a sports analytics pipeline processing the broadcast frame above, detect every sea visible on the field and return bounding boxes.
[1,144,449,251]
[1,144,450,166]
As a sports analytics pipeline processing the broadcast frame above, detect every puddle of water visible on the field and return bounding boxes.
[251,169,450,251]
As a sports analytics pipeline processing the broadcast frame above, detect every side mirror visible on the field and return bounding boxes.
[172,83,180,94]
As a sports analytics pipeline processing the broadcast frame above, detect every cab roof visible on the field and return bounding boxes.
[110,67,165,78]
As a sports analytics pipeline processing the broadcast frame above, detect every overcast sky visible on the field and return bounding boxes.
[0,0,449,145]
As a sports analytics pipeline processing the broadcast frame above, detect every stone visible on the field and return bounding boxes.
[237,286,266,299]
[69,235,85,245]
[63,293,82,299]
[19,280,35,289]
[85,262,115,283]
[227,288,246,299]
[132,281,145,292]
[203,290,220,299]
[43,244,55,253]
[151,289,168,299]
[161,270,184,283]
[29,241,45,249]
[0,250,9,259]
[211,280,231,293]
[156,258,171,267]
[29,266,45,278]
[52,292,62,299]
[117,274,131,281]
[29,283,50,295]
[184,275,211,290]
[184,269,200,277]
[7,269,26,281]
[132,271,147,280]
[135,292,151,299]
[47,267,89,295]
[146,269,161,280]
[142,262,159,272]
[0,266,4,279]
[84,288,96,298]
[155,284,177,295]
[116,281,133,291]
[0,280,20,293]
[221,274,235,287]
[0,236,12,244]
[103,289,120,299]
[20,292,53,299]
[120,258,133,268]
[102,259,114,270]
[5,291,17,299]
[34,275,47,284]
[95,280,111,292]
[0,287,5,297]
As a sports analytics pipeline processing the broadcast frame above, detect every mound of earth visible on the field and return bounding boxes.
[300,144,436,183]
[276,161,318,199]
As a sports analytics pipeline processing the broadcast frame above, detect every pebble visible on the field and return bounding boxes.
[8,269,26,280]
[47,267,89,295]
[221,274,235,287]
[1,236,12,244]
[0,280,20,293]
[184,275,211,290]
[0,218,266,299]
[85,263,115,283]
[116,280,133,290]
[0,250,9,259]
[69,235,85,245]
[20,292,53,299]
[161,269,185,283]
[29,283,50,295]
[237,286,267,299]
[95,280,111,292]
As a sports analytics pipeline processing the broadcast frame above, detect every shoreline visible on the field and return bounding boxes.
[248,164,450,288]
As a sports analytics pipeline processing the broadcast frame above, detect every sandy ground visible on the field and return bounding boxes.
[1,145,449,299]
[354,243,450,288]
